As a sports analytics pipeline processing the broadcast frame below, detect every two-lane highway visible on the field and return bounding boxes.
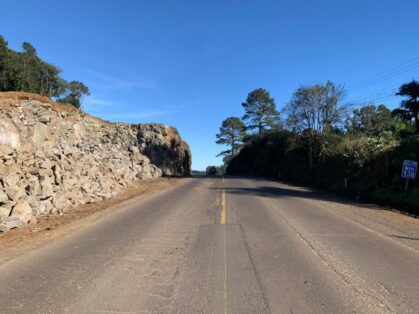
[0,177,418,313]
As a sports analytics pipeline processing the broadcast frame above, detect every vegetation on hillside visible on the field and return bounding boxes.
[0,35,89,108]
[217,81,419,215]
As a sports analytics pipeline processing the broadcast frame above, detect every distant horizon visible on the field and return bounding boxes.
[1,0,418,170]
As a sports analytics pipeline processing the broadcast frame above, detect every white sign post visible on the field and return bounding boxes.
[401,160,417,192]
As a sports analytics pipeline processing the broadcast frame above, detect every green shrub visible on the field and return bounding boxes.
[227,132,419,215]
[373,187,419,215]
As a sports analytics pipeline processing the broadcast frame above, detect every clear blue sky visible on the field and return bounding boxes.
[1,0,418,170]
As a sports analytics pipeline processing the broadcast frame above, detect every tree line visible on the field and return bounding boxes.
[216,80,419,214]
[217,81,418,164]
[216,88,280,164]
[0,35,89,109]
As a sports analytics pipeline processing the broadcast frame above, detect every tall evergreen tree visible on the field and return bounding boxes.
[19,42,39,92]
[0,35,9,90]
[242,88,280,134]
[216,117,246,163]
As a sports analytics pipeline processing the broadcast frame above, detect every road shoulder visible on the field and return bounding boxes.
[0,177,189,264]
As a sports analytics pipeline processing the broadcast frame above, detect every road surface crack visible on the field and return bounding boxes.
[264,198,397,314]
[238,223,272,314]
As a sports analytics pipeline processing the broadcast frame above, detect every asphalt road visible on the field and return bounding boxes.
[0,177,418,313]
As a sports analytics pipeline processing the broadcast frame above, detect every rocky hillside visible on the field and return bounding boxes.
[0,92,191,232]
[137,124,191,176]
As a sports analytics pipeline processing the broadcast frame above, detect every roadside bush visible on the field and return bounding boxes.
[373,187,419,214]
[227,132,419,215]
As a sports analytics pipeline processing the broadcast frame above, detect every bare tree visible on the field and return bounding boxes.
[284,81,347,169]
[285,81,346,133]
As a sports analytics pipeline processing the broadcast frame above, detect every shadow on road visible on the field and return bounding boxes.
[191,175,223,179]
[388,235,419,241]
[207,176,381,211]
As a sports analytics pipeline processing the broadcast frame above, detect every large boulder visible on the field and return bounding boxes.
[0,118,20,148]
[10,201,33,224]
[135,124,191,177]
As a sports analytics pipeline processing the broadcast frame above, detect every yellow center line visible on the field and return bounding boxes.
[220,190,226,224]
[220,176,228,313]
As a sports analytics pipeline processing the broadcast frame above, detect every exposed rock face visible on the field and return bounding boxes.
[136,124,191,177]
[0,92,191,231]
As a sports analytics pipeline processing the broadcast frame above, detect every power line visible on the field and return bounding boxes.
[350,64,419,90]
[348,87,399,107]
[349,57,418,86]
[348,57,419,91]
[353,87,397,99]
[346,57,419,106]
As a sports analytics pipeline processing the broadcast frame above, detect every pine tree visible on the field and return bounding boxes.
[216,117,246,163]
[242,88,280,134]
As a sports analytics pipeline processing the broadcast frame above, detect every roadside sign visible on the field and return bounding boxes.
[401,160,417,179]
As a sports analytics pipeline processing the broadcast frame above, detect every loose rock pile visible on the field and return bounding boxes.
[0,92,191,232]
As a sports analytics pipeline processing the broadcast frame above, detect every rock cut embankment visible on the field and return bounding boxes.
[0,92,191,231]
